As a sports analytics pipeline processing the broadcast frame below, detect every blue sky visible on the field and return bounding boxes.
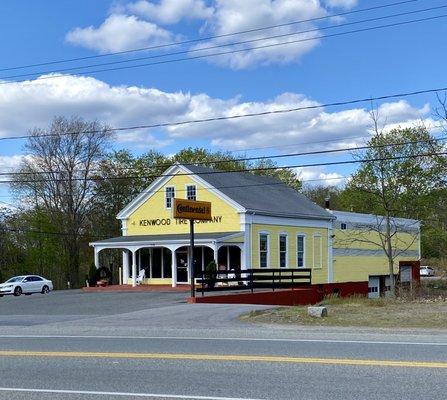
[1,0,446,205]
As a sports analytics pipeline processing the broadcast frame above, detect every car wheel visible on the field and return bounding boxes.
[14,287,22,296]
[0,294,3,297]
[41,285,50,294]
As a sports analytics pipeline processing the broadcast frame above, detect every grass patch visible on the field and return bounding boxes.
[240,295,447,329]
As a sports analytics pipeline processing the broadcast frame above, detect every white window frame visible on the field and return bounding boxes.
[165,186,175,209]
[313,234,323,269]
[186,184,197,201]
[259,232,269,268]
[297,234,306,268]
[278,233,288,268]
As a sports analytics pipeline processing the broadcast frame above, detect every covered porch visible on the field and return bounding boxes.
[90,232,244,287]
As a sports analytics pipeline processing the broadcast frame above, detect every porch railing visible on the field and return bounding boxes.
[194,268,312,296]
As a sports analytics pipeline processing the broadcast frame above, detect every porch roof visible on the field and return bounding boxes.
[90,231,243,248]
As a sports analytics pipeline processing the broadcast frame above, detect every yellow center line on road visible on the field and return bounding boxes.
[0,350,446,369]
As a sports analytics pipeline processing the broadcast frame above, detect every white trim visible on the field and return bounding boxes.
[121,219,128,236]
[185,183,197,201]
[90,233,243,251]
[251,214,332,229]
[117,164,246,220]
[258,231,269,268]
[312,233,323,269]
[117,164,178,219]
[296,234,306,268]
[278,233,288,269]
[165,186,175,210]
[180,165,245,213]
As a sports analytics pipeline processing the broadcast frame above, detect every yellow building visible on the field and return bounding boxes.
[90,163,420,296]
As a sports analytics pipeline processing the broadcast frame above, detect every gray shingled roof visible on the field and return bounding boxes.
[185,164,334,220]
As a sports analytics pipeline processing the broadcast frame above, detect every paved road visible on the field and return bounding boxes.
[0,290,446,399]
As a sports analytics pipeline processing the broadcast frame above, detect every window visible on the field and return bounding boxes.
[186,184,196,200]
[279,234,287,268]
[165,186,175,209]
[313,234,322,269]
[259,233,269,268]
[297,235,305,267]
[340,223,347,230]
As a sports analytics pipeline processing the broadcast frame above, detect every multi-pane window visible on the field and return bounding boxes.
[165,186,175,209]
[186,185,196,200]
[341,223,347,230]
[297,235,305,267]
[313,235,322,269]
[259,233,269,268]
[279,234,287,268]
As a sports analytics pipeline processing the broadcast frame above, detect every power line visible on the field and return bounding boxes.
[2,150,446,184]
[0,0,420,73]
[0,85,446,143]
[3,4,444,81]
[228,124,445,154]
[2,134,446,177]
[2,12,446,86]
[0,176,349,202]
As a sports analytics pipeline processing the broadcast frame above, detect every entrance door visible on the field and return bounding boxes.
[176,249,189,284]
[368,276,380,299]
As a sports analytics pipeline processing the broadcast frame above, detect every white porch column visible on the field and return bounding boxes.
[170,246,177,288]
[243,225,251,271]
[238,244,245,269]
[213,243,218,264]
[94,247,100,269]
[122,250,129,285]
[132,250,137,287]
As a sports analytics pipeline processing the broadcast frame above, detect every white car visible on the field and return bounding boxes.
[420,266,435,277]
[0,275,53,297]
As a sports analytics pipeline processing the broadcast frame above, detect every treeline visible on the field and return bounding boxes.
[0,117,300,287]
[0,116,446,287]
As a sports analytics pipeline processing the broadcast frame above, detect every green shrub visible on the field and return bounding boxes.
[205,260,217,288]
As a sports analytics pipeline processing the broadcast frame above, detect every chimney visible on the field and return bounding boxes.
[324,196,330,210]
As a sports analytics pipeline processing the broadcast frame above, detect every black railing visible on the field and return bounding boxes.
[194,268,312,296]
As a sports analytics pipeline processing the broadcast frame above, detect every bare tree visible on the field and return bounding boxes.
[12,116,111,287]
[340,111,444,296]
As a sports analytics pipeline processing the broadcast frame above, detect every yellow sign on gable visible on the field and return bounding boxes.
[173,198,212,221]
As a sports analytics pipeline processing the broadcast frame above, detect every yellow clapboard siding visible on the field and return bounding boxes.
[333,255,413,282]
[126,172,241,235]
[333,229,419,251]
[251,224,328,284]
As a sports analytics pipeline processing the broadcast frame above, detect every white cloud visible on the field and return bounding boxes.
[66,14,175,53]
[325,0,358,9]
[66,0,361,68]
[0,155,27,173]
[127,0,214,24]
[0,74,191,148]
[190,0,326,69]
[296,166,345,186]
[0,74,432,152]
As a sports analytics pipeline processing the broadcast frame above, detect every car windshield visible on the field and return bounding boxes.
[5,276,25,283]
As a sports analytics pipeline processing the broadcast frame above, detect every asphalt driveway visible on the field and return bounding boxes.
[0,289,269,332]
